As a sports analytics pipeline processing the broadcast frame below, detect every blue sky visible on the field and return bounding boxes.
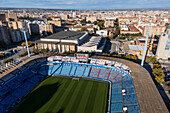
[0,0,170,9]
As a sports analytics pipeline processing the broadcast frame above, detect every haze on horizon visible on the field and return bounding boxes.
[0,0,170,10]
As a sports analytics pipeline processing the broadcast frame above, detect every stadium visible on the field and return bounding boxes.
[0,55,168,113]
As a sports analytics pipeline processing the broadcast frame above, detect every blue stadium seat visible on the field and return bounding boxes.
[19,81,35,91]
[0,86,11,100]
[5,78,21,90]
[50,65,60,75]
[89,68,99,78]
[112,74,123,83]
[10,88,27,99]
[1,95,18,108]
[39,65,48,75]
[111,102,123,113]
[112,83,122,89]
[75,66,85,76]
[122,80,134,89]
[109,71,119,81]
[99,69,110,79]
[83,67,91,77]
[60,65,72,75]
[27,74,44,84]
[122,74,132,81]
[127,105,140,113]
[53,66,63,75]
[123,94,138,106]
[111,94,122,103]
[0,105,5,113]
[126,88,136,95]
[22,69,34,78]
[13,74,27,82]
[112,88,122,94]
[70,66,77,75]
[47,65,54,75]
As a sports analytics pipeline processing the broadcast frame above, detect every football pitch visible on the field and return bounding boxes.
[14,77,109,113]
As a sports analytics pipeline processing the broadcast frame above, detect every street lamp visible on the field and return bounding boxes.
[141,35,148,66]
[23,30,30,57]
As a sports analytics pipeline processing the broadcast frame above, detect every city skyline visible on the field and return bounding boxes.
[0,0,170,10]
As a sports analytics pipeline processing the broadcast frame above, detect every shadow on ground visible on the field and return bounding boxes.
[13,82,62,113]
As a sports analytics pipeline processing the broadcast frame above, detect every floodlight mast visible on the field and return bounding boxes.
[141,35,148,66]
[23,30,30,57]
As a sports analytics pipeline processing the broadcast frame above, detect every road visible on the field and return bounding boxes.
[0,35,41,65]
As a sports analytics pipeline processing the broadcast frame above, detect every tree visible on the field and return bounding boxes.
[109,35,114,39]
[114,18,119,26]
[87,20,91,23]
[152,64,164,83]
[21,41,33,47]
[153,68,164,77]
[155,75,164,83]
[19,51,29,57]
[3,58,13,64]
[80,27,88,31]
[40,48,49,54]
[145,56,157,63]
[115,26,120,35]
[80,19,86,23]
[124,54,137,60]
[0,53,5,58]
[97,20,105,28]
[33,49,40,54]
[153,63,161,69]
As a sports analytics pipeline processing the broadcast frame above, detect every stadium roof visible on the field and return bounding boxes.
[43,31,85,40]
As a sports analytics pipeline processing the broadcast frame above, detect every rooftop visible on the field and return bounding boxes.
[79,36,102,47]
[43,31,85,40]
[128,45,145,51]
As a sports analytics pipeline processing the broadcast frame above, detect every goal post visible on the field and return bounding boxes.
[72,78,80,81]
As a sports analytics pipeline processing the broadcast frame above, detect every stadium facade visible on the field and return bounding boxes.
[35,31,106,54]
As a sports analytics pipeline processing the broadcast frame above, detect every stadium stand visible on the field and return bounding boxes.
[70,66,77,75]
[0,56,140,113]
[83,67,91,77]
[111,102,123,113]
[0,58,47,113]
[60,65,72,75]
[75,66,85,76]
[89,68,100,78]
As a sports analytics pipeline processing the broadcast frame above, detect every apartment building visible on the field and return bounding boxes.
[104,19,114,28]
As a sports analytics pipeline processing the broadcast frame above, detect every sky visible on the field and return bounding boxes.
[0,0,170,10]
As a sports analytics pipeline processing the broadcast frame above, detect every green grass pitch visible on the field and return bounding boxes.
[14,77,109,113]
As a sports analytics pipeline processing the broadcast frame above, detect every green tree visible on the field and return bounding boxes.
[80,19,86,23]
[115,26,120,35]
[97,20,105,28]
[3,58,13,64]
[87,20,91,23]
[33,49,40,54]
[80,27,88,31]
[124,54,137,60]
[19,51,29,57]
[40,48,49,54]
[109,35,114,39]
